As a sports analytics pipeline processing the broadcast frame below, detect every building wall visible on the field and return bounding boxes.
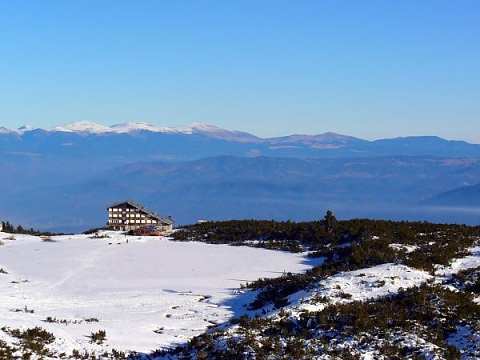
[107,203,172,231]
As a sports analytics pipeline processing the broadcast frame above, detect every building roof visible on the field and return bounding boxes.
[107,200,174,225]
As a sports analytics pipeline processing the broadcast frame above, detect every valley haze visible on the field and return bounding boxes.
[1,121,480,232]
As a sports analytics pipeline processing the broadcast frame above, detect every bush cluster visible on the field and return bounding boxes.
[157,216,480,359]
[174,216,479,309]
[2,326,55,358]
[157,282,479,359]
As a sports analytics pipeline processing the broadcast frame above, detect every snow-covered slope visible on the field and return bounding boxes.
[170,123,261,142]
[0,126,14,134]
[0,231,314,356]
[5,121,260,142]
[110,122,172,133]
[1,230,479,358]
[48,121,114,134]
[35,121,258,141]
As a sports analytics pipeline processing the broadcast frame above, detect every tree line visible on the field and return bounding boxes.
[1,221,54,237]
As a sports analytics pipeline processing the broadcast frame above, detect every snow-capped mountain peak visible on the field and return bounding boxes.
[41,121,261,142]
[17,125,36,133]
[110,122,171,133]
[45,121,244,137]
[0,126,14,134]
[170,123,262,142]
[49,121,114,134]
[171,123,224,134]
[0,125,38,134]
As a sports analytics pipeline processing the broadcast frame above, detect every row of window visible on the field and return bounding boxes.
[109,219,157,224]
[108,208,142,212]
[110,213,149,218]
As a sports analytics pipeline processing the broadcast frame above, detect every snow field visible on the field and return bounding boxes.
[1,231,479,358]
[0,232,314,355]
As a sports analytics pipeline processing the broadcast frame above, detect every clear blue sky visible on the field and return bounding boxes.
[1,1,479,142]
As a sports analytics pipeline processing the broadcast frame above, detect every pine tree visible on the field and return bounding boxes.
[323,210,337,233]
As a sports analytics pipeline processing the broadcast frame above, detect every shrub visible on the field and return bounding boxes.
[4,326,55,357]
[90,330,107,344]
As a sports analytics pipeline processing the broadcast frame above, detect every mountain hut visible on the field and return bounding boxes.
[106,200,173,232]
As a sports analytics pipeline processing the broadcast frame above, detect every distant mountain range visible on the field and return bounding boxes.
[425,182,480,206]
[1,121,480,232]
[2,121,480,160]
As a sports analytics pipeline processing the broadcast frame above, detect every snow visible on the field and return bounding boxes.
[446,325,480,353]
[48,121,114,134]
[1,232,479,357]
[2,121,260,142]
[0,232,313,355]
[319,264,432,303]
[292,242,480,315]
[294,263,432,314]
[16,125,36,133]
[290,241,480,316]
[110,122,172,133]
[170,123,221,134]
[435,245,480,278]
[389,243,419,253]
[44,121,231,135]
[0,126,15,134]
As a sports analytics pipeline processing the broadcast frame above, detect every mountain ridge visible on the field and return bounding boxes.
[3,155,480,232]
[2,121,480,231]
[3,120,478,145]
[2,121,480,161]
[425,182,480,206]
